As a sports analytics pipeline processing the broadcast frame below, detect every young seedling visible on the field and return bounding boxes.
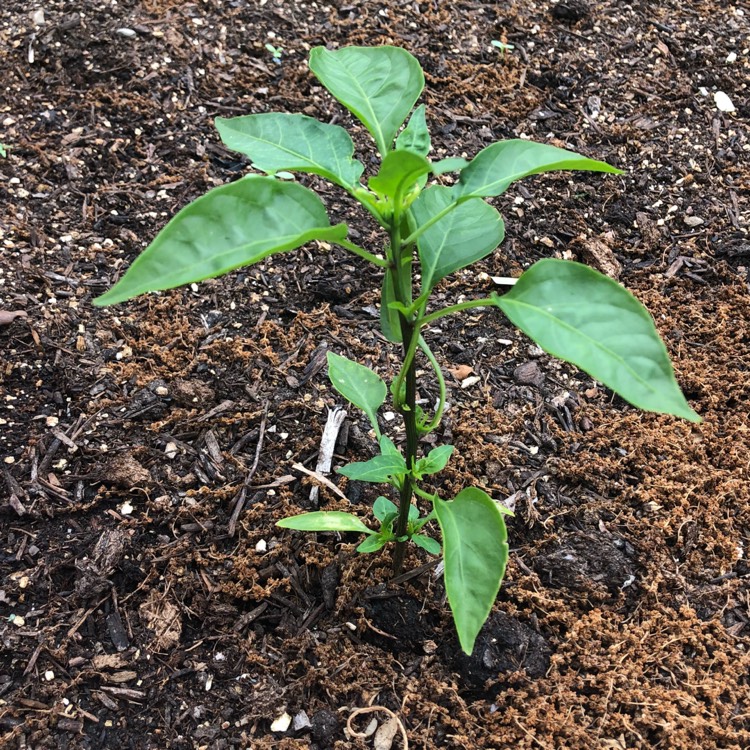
[94,46,700,654]
[264,42,283,65]
[491,39,515,59]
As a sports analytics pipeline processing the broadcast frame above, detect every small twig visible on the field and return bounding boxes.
[347,705,409,749]
[229,401,268,536]
[292,462,348,501]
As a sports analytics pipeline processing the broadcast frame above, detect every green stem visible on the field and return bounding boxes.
[417,337,446,433]
[335,239,390,268]
[389,190,420,577]
[420,296,498,328]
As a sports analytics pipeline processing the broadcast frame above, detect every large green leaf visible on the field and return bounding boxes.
[495,259,701,422]
[338,454,407,483]
[369,150,431,200]
[454,139,623,200]
[395,104,431,157]
[434,487,509,655]
[326,352,387,433]
[215,113,364,190]
[309,46,424,156]
[410,186,505,293]
[94,177,346,306]
[277,511,374,534]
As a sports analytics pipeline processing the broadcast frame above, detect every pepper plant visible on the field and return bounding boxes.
[94,46,700,654]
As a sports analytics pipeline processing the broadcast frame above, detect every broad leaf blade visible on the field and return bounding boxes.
[338,454,407,483]
[395,104,431,156]
[434,487,509,655]
[94,177,346,306]
[431,157,469,175]
[414,445,454,477]
[369,150,431,200]
[327,352,387,432]
[454,139,623,199]
[495,259,700,421]
[309,46,424,156]
[277,511,374,534]
[411,186,505,292]
[215,113,364,189]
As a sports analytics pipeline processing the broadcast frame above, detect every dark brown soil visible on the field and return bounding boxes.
[1,1,749,748]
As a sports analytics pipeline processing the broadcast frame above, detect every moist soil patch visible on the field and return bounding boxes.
[1,1,749,748]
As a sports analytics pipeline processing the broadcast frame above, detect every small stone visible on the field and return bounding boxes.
[683,215,704,227]
[164,442,179,459]
[271,711,292,733]
[10,614,25,627]
[119,501,134,516]
[292,710,312,732]
[44,670,55,681]
[255,539,267,553]
[116,28,136,37]
[460,375,481,389]
[714,91,736,112]
[45,415,59,427]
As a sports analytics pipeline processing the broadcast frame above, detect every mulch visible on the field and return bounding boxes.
[1,0,748,748]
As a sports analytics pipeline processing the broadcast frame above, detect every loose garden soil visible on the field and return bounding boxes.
[1,1,749,748]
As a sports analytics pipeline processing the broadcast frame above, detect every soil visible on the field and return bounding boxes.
[1,0,749,748]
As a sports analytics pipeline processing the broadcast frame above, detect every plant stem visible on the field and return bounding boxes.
[389,194,419,576]
[393,318,419,576]
[335,239,390,268]
[419,295,499,327]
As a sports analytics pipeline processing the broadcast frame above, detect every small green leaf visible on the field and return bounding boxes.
[414,445,454,478]
[454,139,622,200]
[369,150,431,200]
[357,534,389,553]
[338,454,407,483]
[309,46,424,156]
[327,352,387,433]
[410,185,505,293]
[495,259,701,422]
[395,104,431,157]
[277,511,375,534]
[94,177,346,306]
[412,534,442,555]
[215,113,365,190]
[434,487,509,655]
[373,496,398,521]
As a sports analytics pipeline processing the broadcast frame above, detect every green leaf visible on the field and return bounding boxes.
[380,270,404,343]
[395,104,431,156]
[326,352,387,433]
[373,496,398,521]
[357,534,389,553]
[431,157,469,175]
[412,534,442,555]
[94,177,346,306]
[277,511,375,534]
[378,435,402,459]
[414,445,454,478]
[338,454,407,483]
[434,487,509,655]
[410,186,505,293]
[454,139,623,200]
[215,113,365,190]
[495,259,701,422]
[309,46,424,156]
[369,150,431,200]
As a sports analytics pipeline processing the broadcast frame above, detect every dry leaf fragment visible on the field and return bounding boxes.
[448,364,473,381]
